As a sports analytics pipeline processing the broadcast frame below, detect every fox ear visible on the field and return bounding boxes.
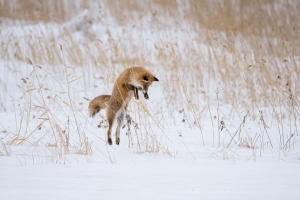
[154,77,159,81]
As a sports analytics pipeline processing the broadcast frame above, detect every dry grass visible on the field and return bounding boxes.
[0,0,299,161]
[1,56,94,163]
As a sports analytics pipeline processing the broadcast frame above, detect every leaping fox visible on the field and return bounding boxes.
[89,67,159,145]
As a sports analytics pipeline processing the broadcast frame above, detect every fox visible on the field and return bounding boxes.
[89,67,159,145]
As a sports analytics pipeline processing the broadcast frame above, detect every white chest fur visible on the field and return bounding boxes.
[123,90,134,108]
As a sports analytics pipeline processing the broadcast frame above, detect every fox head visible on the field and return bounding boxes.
[128,67,159,99]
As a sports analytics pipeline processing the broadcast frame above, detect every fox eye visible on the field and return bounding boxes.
[143,76,149,82]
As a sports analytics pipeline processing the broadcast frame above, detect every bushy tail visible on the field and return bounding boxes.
[88,95,111,117]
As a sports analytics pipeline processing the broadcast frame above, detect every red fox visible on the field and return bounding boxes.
[89,67,159,145]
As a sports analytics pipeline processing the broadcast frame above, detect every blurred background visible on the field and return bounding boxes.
[1,0,299,35]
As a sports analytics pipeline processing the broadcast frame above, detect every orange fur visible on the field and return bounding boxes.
[88,95,110,117]
[89,67,159,145]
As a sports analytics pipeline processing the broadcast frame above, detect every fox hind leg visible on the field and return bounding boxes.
[107,114,114,145]
[115,109,125,145]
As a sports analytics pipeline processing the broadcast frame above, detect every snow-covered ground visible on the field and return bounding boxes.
[1,149,300,200]
[1,2,300,199]
[1,105,300,199]
[1,121,300,200]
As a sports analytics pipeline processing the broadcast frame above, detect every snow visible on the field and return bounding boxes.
[1,130,300,200]
[1,105,299,199]
[1,1,300,199]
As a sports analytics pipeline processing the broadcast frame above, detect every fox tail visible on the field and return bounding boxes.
[88,95,111,117]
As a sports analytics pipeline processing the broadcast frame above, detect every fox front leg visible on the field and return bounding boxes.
[107,117,113,145]
[115,110,125,145]
[134,87,139,100]
[133,87,148,100]
[136,86,149,100]
[125,83,139,100]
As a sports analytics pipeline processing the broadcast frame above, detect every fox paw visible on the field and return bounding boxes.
[116,138,120,145]
[108,138,112,145]
[143,92,149,99]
